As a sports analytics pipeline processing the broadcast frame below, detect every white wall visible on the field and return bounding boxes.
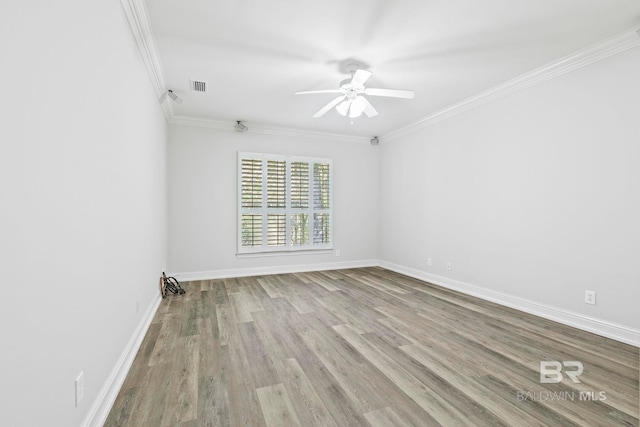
[168,124,378,277]
[0,1,167,426]
[0,3,634,425]
[379,47,640,333]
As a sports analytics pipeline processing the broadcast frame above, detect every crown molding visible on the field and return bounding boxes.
[119,0,173,119]
[121,0,364,142]
[169,116,371,143]
[122,2,639,143]
[382,26,640,143]
[169,116,229,131]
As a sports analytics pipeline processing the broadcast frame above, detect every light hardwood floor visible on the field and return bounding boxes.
[105,267,639,426]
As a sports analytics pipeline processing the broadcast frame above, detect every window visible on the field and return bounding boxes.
[238,152,332,254]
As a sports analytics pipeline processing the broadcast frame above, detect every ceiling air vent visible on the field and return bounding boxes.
[190,79,207,92]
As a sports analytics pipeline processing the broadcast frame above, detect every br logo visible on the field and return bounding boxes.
[539,361,583,383]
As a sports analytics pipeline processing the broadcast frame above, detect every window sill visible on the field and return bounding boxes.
[236,249,333,259]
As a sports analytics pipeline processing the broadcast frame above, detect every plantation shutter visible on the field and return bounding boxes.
[241,159,262,209]
[267,160,286,247]
[290,162,309,209]
[240,159,263,247]
[238,152,332,253]
[313,163,331,244]
[267,160,286,208]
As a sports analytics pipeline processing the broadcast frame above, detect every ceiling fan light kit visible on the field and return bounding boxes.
[296,64,414,120]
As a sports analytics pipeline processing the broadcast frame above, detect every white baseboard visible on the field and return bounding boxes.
[379,260,640,347]
[172,259,639,346]
[82,293,162,427]
[80,259,636,427]
[170,259,378,282]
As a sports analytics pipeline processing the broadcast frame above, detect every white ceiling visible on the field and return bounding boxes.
[145,0,640,138]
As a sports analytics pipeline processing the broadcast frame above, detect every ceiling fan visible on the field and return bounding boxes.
[295,64,414,119]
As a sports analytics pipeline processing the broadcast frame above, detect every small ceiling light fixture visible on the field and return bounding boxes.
[167,90,183,104]
[159,89,183,104]
[234,121,249,133]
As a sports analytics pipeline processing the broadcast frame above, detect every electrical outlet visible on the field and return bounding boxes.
[427,258,432,267]
[75,372,84,407]
[585,290,596,305]
[446,262,452,271]
[335,249,341,257]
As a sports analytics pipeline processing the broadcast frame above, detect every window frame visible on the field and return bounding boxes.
[237,151,333,255]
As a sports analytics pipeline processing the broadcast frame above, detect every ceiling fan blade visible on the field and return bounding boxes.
[361,97,378,117]
[295,89,344,95]
[364,88,415,99]
[313,95,346,118]
[351,69,372,87]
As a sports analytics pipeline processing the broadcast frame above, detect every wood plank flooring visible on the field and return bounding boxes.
[105,267,639,426]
